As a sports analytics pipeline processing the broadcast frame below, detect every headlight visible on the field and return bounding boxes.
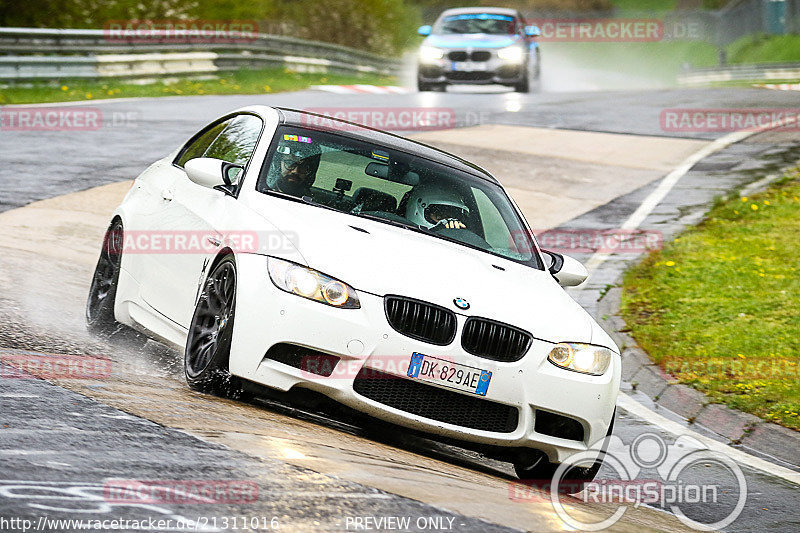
[268,257,360,309]
[419,45,444,62]
[497,46,524,62]
[547,343,613,376]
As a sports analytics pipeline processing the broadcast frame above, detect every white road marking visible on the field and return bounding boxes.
[754,83,800,91]
[617,394,800,485]
[310,85,409,95]
[575,120,800,484]
[582,130,751,275]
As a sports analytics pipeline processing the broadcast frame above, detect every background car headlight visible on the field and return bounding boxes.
[268,257,360,309]
[419,45,444,62]
[497,46,524,63]
[547,343,613,376]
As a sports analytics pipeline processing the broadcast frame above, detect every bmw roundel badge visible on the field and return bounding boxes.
[453,298,470,310]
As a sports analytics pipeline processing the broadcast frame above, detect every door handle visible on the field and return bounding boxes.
[161,188,174,201]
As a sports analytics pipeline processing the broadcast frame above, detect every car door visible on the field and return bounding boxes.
[140,114,264,328]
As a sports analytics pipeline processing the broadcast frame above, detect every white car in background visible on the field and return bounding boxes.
[86,105,619,481]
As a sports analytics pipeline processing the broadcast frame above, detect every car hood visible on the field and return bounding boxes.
[424,33,521,49]
[250,197,596,345]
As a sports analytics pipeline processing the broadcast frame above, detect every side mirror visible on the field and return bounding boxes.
[185,158,243,191]
[543,250,588,287]
[525,25,541,37]
[418,25,432,36]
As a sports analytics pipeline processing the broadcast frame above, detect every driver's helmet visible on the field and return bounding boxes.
[268,135,322,195]
[405,184,470,229]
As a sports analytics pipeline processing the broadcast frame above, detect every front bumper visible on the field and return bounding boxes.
[418,51,527,85]
[230,254,619,464]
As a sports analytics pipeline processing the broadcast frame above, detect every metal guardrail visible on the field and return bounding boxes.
[678,61,800,85]
[0,27,402,81]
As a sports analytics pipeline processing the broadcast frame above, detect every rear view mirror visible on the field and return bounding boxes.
[418,25,432,36]
[185,158,242,194]
[543,251,588,287]
[365,162,420,186]
[365,162,388,179]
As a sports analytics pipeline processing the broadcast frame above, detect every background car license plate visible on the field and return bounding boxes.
[407,353,492,396]
[452,61,487,72]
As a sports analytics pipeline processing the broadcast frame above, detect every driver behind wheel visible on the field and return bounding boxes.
[405,184,469,230]
[267,135,322,197]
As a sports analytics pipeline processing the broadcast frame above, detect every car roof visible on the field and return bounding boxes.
[437,7,519,19]
[275,107,499,184]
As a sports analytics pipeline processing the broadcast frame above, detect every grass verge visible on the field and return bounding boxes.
[0,68,396,105]
[621,167,800,430]
[544,34,800,87]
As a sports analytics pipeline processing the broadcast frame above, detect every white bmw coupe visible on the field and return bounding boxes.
[87,106,619,480]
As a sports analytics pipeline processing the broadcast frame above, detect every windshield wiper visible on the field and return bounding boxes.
[352,212,428,234]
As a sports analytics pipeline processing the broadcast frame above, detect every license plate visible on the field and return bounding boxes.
[452,61,487,72]
[407,353,492,396]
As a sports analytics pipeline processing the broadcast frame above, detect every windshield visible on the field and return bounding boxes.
[435,14,516,35]
[257,126,541,269]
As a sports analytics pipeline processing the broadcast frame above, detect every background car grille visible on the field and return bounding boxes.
[353,368,519,433]
[446,72,493,81]
[446,50,491,62]
[461,318,532,362]
[384,296,456,345]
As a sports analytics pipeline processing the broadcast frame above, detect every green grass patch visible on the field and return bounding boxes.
[546,32,800,87]
[546,40,718,84]
[611,0,678,13]
[0,68,396,105]
[621,168,800,430]
[727,33,800,65]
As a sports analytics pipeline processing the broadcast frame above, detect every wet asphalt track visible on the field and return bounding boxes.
[1,83,800,532]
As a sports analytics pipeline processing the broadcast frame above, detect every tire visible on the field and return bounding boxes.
[513,408,616,487]
[184,255,241,398]
[514,73,530,93]
[86,219,147,347]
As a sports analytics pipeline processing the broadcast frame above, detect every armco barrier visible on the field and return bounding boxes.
[0,27,401,81]
[678,61,800,86]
